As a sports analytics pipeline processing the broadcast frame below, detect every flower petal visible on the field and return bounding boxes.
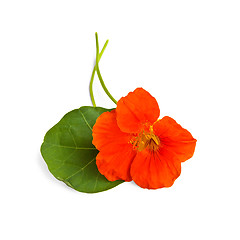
[96,146,136,182]
[153,117,197,162]
[130,149,181,189]
[116,88,160,133]
[92,110,136,181]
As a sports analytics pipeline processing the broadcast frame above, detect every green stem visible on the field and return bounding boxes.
[95,32,117,105]
[89,40,109,107]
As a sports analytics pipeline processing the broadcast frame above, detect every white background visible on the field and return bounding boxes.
[1,1,240,239]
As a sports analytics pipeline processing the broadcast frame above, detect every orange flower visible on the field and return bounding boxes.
[92,88,196,189]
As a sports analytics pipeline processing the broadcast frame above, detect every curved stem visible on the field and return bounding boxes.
[89,40,109,107]
[95,32,117,105]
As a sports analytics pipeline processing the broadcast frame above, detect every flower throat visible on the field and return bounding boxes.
[131,126,160,152]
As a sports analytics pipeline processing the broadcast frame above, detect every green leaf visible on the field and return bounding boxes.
[40,106,123,193]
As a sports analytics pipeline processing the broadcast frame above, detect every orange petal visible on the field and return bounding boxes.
[92,110,136,181]
[130,149,181,189]
[116,88,160,133]
[96,146,136,182]
[153,117,197,162]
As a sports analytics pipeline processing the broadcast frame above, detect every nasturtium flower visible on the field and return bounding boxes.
[92,88,196,189]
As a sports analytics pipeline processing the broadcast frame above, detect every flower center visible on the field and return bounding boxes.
[130,126,160,152]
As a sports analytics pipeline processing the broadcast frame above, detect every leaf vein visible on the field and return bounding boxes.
[44,143,96,150]
[79,109,93,131]
[53,150,77,172]
[68,126,77,147]
[65,157,96,180]
[93,172,100,192]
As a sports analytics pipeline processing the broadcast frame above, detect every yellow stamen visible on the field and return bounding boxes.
[130,125,160,152]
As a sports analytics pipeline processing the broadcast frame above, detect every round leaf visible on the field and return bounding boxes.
[41,106,123,193]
